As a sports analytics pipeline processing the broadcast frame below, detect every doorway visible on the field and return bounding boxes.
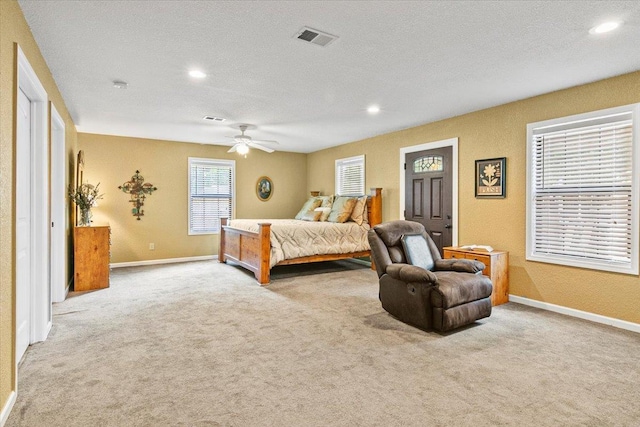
[51,104,67,303]
[16,45,51,366]
[15,87,31,361]
[400,138,458,249]
[405,146,453,254]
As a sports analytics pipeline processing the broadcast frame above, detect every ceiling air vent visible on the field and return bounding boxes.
[294,27,338,47]
[203,116,226,122]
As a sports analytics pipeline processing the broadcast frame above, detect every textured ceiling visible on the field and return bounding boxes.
[18,1,640,153]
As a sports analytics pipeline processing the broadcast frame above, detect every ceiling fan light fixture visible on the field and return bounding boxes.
[236,143,250,155]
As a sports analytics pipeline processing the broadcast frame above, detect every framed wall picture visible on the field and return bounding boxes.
[475,157,506,198]
[256,176,273,201]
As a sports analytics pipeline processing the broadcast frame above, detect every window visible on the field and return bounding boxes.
[526,104,639,275]
[413,155,443,172]
[188,158,235,234]
[335,155,365,195]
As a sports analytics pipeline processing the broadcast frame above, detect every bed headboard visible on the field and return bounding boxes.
[307,188,382,227]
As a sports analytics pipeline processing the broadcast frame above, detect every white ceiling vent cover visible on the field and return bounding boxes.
[294,27,338,47]
[203,116,226,122]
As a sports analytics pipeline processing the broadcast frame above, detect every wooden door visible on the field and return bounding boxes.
[405,146,453,254]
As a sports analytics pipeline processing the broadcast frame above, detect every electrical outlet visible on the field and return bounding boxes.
[149,243,155,250]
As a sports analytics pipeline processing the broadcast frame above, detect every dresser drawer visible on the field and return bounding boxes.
[464,253,491,274]
[443,249,491,273]
[443,249,464,259]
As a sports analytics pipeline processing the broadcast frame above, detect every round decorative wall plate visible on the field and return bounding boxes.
[256,176,273,201]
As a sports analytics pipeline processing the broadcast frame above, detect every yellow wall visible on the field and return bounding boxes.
[0,0,77,417]
[308,70,640,324]
[2,0,639,419]
[78,133,307,263]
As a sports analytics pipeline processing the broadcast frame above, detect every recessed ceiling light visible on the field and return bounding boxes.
[112,80,128,89]
[189,70,207,79]
[367,105,380,114]
[589,21,621,35]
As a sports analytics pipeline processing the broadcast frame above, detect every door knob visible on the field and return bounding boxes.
[444,224,452,229]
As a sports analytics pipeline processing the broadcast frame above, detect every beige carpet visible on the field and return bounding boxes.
[7,260,640,426]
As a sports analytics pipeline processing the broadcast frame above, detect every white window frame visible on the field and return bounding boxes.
[526,103,640,275]
[188,157,235,235]
[335,155,365,195]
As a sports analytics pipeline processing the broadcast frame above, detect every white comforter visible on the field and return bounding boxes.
[228,219,371,267]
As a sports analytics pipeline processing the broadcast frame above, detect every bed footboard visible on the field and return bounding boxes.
[220,218,271,285]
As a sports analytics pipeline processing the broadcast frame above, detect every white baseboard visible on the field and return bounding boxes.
[509,295,640,334]
[110,255,217,269]
[1,391,16,427]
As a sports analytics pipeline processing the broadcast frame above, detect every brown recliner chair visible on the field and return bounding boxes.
[368,220,492,332]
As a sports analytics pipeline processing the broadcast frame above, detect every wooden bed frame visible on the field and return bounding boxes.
[219,188,382,285]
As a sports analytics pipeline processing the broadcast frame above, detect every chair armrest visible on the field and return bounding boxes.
[434,259,485,273]
[386,263,437,283]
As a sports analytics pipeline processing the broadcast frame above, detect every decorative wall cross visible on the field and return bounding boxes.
[118,170,158,220]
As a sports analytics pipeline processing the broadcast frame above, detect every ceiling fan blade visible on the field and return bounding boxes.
[227,144,239,153]
[252,139,279,145]
[249,142,275,153]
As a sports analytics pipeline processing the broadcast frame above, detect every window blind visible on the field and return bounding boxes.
[527,109,638,274]
[188,158,234,234]
[335,155,365,195]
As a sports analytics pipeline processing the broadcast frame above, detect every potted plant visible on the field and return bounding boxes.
[68,182,104,226]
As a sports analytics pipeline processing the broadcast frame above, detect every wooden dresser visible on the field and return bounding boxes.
[443,246,509,306]
[74,225,110,291]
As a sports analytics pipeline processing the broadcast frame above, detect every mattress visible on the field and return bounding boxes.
[228,219,371,267]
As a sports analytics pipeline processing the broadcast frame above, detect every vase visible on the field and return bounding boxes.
[79,208,92,226]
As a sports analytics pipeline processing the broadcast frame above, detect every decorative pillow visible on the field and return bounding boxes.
[301,210,322,221]
[401,233,435,271]
[350,196,368,225]
[318,195,334,208]
[294,197,322,220]
[327,196,357,223]
[314,207,332,222]
[362,202,369,224]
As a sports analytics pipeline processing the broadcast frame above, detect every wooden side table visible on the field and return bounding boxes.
[443,246,509,306]
[74,225,110,291]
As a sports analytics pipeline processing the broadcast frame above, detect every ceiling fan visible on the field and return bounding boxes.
[224,125,279,155]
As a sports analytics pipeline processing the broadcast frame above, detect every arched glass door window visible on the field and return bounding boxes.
[413,155,443,173]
